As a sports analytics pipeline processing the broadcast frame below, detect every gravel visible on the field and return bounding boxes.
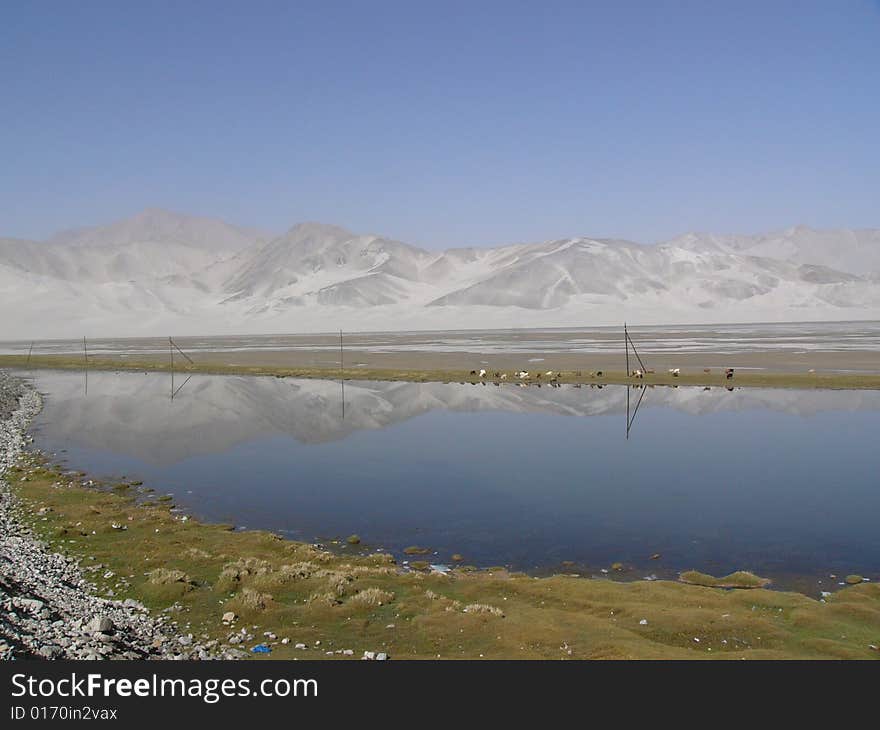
[0,371,244,660]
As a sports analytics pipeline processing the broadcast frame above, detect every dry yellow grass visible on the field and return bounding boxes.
[8,454,880,660]
[4,354,880,390]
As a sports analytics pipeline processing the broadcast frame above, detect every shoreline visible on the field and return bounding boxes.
[0,373,236,660]
[4,354,880,390]
[3,372,880,659]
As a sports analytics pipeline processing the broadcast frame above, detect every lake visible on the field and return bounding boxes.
[18,369,880,590]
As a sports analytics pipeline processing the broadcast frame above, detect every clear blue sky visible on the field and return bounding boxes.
[2,0,879,248]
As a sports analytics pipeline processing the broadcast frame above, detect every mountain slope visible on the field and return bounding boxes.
[50,208,270,253]
[1,213,879,338]
[667,226,880,276]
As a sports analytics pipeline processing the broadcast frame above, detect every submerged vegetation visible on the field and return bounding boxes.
[8,453,880,660]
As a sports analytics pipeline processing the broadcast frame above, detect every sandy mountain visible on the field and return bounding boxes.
[49,208,270,253]
[667,225,880,276]
[1,213,879,338]
[222,222,433,305]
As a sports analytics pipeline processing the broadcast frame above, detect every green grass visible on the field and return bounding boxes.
[4,353,880,390]
[8,454,880,660]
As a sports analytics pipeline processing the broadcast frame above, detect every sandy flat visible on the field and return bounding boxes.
[3,322,880,375]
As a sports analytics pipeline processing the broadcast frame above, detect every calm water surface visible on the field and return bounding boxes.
[19,370,880,588]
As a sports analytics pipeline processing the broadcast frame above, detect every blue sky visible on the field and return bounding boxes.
[2,0,878,248]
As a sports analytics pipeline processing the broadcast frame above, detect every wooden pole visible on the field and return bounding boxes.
[624,324,647,373]
[627,331,647,373]
[26,341,33,368]
[340,329,346,418]
[83,337,88,369]
[169,337,194,364]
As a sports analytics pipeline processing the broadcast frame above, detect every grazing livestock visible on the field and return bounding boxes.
[479,369,487,378]
[469,370,477,375]
[668,368,680,377]
[725,368,734,380]
[500,373,508,380]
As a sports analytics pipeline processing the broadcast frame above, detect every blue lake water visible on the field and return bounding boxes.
[18,370,880,589]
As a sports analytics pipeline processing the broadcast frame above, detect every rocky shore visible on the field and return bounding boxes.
[0,371,234,660]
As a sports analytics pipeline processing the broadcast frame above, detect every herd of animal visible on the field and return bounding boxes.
[468,368,568,385]
[466,366,736,384]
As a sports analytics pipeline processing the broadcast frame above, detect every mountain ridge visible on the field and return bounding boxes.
[2,209,879,338]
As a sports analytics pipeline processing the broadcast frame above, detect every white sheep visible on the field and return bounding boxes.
[479,369,487,378]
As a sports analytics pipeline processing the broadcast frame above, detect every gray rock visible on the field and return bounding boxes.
[0,375,229,662]
[86,616,113,634]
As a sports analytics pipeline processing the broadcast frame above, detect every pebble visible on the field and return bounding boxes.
[0,374,227,660]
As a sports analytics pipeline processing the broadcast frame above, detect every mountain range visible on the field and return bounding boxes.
[2,208,879,338]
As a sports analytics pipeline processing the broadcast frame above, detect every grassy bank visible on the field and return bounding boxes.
[8,453,880,659]
[3,354,880,389]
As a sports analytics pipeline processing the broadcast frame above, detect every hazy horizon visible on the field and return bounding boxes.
[6,206,880,252]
